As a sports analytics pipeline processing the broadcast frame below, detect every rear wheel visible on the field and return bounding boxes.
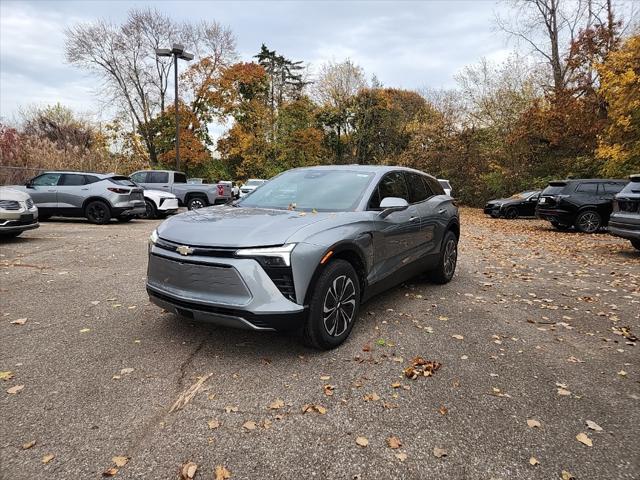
[429,230,458,284]
[631,239,640,251]
[85,200,111,224]
[139,199,157,219]
[187,196,207,210]
[504,207,518,219]
[302,259,360,350]
[575,210,601,233]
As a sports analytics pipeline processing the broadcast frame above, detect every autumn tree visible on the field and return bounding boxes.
[65,8,236,164]
[596,34,640,176]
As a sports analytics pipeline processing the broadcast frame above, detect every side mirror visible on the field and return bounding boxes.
[25,181,34,189]
[379,197,409,218]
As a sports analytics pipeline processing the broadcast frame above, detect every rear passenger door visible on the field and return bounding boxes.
[405,172,445,257]
[57,174,90,211]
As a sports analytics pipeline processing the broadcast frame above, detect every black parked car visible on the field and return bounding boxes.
[609,175,640,250]
[484,190,541,219]
[536,178,628,233]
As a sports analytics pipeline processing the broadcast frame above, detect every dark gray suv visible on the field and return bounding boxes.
[12,171,145,224]
[147,165,460,349]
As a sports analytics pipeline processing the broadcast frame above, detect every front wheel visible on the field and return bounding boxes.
[504,207,518,219]
[139,199,157,219]
[85,201,111,224]
[302,259,360,350]
[428,230,458,284]
[187,196,207,210]
[575,210,601,233]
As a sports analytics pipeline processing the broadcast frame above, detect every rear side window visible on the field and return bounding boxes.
[426,176,445,196]
[575,183,598,194]
[108,176,137,187]
[147,171,169,183]
[405,173,431,203]
[602,183,626,194]
[174,173,187,184]
[60,174,87,186]
[369,171,409,209]
[85,175,100,184]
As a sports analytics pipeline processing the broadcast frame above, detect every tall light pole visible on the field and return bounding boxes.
[155,43,194,171]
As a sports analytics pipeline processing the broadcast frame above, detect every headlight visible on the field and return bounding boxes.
[149,229,159,246]
[235,243,296,267]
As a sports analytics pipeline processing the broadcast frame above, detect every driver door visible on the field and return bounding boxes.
[27,172,62,211]
[369,171,421,283]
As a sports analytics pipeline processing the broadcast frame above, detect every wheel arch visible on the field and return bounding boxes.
[82,196,113,212]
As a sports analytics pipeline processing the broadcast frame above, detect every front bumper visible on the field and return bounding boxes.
[484,204,500,216]
[146,247,305,331]
[608,217,640,241]
[0,209,39,233]
[157,197,179,212]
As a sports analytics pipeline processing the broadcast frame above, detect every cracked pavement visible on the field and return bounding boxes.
[1,209,638,479]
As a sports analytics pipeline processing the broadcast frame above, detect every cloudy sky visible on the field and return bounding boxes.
[0,0,512,123]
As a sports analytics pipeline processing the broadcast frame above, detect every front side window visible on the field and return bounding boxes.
[239,169,375,212]
[31,173,61,186]
[130,172,146,183]
[60,174,87,186]
[369,171,409,209]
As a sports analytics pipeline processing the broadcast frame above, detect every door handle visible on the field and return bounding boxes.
[48,189,56,192]
[437,208,447,214]
[81,188,89,191]
[410,216,420,222]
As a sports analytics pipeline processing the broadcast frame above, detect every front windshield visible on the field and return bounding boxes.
[238,169,376,212]
[511,191,535,199]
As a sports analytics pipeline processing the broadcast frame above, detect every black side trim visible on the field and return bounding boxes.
[147,287,306,331]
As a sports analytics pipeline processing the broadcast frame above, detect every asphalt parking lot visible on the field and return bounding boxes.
[1,208,638,479]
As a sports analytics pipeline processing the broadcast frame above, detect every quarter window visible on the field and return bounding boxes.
[147,171,169,183]
[174,173,187,184]
[602,183,625,194]
[405,172,431,203]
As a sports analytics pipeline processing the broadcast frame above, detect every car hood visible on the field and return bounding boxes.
[0,186,32,201]
[487,197,522,206]
[156,205,334,247]
[144,189,176,199]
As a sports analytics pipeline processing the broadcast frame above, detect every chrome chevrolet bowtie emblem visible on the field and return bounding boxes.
[176,245,194,256]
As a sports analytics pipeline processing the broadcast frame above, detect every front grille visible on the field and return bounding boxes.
[25,198,34,209]
[0,200,20,210]
[264,266,296,302]
[155,237,236,258]
[618,199,639,213]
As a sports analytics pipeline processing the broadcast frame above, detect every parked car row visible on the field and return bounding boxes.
[484,176,640,250]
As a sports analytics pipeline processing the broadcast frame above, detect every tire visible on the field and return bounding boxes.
[428,230,458,284]
[117,216,133,223]
[575,210,601,233]
[302,259,361,350]
[85,200,111,224]
[504,207,518,219]
[139,199,157,219]
[187,196,207,210]
[550,220,571,230]
[631,239,640,251]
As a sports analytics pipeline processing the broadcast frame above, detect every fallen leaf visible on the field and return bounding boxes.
[7,384,24,394]
[403,357,442,379]
[529,456,539,466]
[102,467,118,477]
[576,432,593,447]
[363,393,380,402]
[225,406,239,413]
[586,420,602,431]
[214,465,231,480]
[433,447,447,458]
[242,420,257,431]
[120,368,134,375]
[323,384,335,396]
[268,399,284,410]
[557,388,571,396]
[320,375,330,380]
[112,456,129,467]
[387,436,402,449]
[10,318,27,325]
[527,419,541,429]
[395,452,408,462]
[208,419,220,430]
[180,461,197,479]
[452,334,464,340]
[79,328,91,333]
[561,470,575,480]
[355,436,369,447]
[0,371,14,381]
[42,454,54,464]
[618,370,627,377]
[301,404,326,414]
[438,405,448,415]
[22,440,36,449]
[391,382,401,388]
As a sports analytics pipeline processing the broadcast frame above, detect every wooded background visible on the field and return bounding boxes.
[1,0,638,206]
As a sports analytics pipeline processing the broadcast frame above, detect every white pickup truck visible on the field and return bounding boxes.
[130,170,232,210]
